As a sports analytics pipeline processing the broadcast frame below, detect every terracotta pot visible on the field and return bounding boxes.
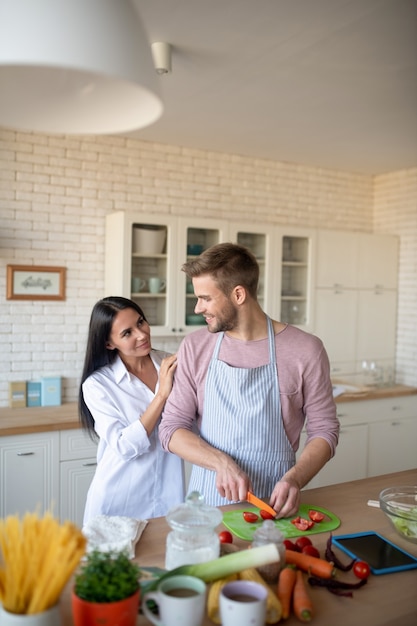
[71,588,140,626]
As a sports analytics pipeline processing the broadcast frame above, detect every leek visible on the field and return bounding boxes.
[140,543,280,592]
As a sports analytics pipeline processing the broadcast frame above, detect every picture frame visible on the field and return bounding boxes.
[6,265,66,301]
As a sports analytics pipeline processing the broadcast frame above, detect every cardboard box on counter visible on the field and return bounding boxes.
[41,377,62,406]
[27,381,42,407]
[9,381,27,408]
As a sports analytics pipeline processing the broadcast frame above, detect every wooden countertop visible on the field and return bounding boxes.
[58,469,417,626]
[0,402,79,436]
[1,386,416,437]
[334,384,417,403]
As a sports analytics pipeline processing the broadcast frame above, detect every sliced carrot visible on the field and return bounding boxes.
[285,549,336,579]
[293,569,313,622]
[277,565,297,620]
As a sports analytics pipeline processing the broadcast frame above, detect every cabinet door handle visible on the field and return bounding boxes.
[17,452,35,456]
[82,462,97,467]
[391,406,402,411]
[390,421,401,427]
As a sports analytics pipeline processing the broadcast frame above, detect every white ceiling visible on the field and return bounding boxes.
[128,0,417,175]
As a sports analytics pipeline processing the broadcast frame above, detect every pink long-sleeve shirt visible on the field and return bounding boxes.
[159,323,339,456]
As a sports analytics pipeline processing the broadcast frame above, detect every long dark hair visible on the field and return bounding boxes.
[78,296,147,435]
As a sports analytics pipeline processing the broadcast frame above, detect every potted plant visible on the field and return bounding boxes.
[72,549,141,626]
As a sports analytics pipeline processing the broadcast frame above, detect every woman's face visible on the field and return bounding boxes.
[106,307,151,358]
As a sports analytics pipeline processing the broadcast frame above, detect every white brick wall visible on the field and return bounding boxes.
[374,168,417,386]
[0,128,415,407]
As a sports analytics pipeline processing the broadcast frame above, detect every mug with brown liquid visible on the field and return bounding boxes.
[220,580,267,626]
[142,574,206,626]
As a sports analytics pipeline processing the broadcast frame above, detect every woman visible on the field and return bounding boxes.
[79,296,184,524]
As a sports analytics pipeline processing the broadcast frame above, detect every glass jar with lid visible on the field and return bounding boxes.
[165,491,223,570]
[251,519,285,583]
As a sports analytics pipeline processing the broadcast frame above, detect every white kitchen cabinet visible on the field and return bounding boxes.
[0,431,59,518]
[297,393,417,489]
[316,230,358,289]
[357,233,399,290]
[314,229,398,374]
[105,211,228,336]
[355,289,398,363]
[277,227,316,331]
[366,395,417,477]
[297,423,368,489]
[59,429,97,527]
[314,289,358,365]
[228,222,279,318]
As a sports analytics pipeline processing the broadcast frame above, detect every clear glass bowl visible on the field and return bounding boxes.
[379,485,417,544]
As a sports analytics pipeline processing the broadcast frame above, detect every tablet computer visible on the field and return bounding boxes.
[331,531,417,575]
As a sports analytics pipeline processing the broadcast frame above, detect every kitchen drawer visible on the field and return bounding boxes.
[60,428,98,461]
[335,395,417,425]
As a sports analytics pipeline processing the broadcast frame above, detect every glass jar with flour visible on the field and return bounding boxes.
[165,492,223,570]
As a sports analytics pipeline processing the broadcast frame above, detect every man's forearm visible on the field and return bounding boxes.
[282,437,332,489]
[168,428,226,471]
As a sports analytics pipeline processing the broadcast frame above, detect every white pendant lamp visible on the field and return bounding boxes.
[0,0,163,135]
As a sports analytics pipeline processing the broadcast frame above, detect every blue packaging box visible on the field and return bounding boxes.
[41,377,62,406]
[27,381,42,407]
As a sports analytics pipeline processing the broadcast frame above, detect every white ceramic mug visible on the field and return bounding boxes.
[141,574,206,626]
[148,277,166,293]
[219,580,267,626]
[131,277,146,292]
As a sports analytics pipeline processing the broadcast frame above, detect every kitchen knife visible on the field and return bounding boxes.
[246,491,277,518]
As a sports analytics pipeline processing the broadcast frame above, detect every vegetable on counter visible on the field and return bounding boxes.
[240,567,282,624]
[243,511,259,523]
[140,542,281,592]
[218,530,233,544]
[293,570,313,622]
[325,534,355,571]
[277,565,297,620]
[308,574,368,597]
[207,573,238,623]
[353,561,371,580]
[285,549,336,579]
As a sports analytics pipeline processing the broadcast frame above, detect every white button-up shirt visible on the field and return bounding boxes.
[82,351,184,524]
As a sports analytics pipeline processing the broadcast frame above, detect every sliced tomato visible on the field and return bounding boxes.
[243,511,259,523]
[295,536,312,550]
[260,509,275,520]
[291,516,301,525]
[308,509,325,523]
[218,530,233,544]
[293,519,310,531]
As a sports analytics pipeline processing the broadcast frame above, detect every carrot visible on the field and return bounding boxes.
[285,549,336,579]
[277,565,297,619]
[293,569,313,622]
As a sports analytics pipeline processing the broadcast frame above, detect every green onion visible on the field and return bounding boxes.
[141,543,280,591]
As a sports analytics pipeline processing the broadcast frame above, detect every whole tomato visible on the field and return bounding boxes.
[295,536,312,550]
[218,530,233,544]
[302,545,320,558]
[353,560,371,580]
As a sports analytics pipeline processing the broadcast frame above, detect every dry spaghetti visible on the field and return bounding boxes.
[0,511,86,614]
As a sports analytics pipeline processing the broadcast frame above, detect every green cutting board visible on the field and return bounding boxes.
[222,504,340,541]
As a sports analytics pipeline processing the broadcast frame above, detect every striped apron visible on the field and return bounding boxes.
[188,316,295,506]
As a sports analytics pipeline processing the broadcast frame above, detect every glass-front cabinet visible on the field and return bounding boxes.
[277,227,315,330]
[228,223,279,318]
[105,212,228,336]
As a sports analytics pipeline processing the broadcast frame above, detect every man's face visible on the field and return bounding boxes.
[192,275,238,333]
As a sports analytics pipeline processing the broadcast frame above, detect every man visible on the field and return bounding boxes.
[159,243,339,518]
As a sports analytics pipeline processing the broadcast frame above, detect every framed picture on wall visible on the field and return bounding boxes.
[6,265,66,301]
